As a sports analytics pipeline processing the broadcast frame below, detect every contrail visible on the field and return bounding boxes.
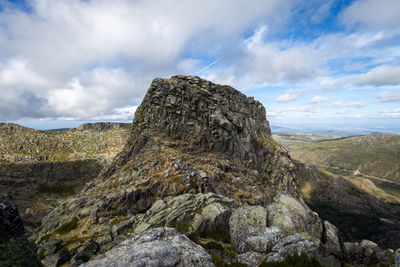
[197,59,219,74]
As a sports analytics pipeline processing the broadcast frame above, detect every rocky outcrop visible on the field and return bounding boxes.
[31,76,395,266]
[0,195,42,267]
[101,75,298,199]
[81,227,214,267]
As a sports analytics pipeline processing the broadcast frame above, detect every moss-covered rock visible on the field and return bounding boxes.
[266,194,322,240]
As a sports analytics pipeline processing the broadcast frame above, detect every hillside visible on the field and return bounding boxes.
[0,122,130,164]
[273,132,400,185]
[0,122,130,230]
[294,161,400,249]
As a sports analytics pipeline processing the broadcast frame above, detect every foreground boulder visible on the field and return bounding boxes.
[81,227,214,267]
[0,195,42,267]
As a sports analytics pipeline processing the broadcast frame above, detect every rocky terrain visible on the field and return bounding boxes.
[0,123,130,231]
[28,76,395,266]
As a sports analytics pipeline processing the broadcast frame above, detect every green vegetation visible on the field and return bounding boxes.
[37,183,76,195]
[0,237,42,267]
[209,253,247,267]
[55,217,79,234]
[273,132,400,183]
[259,252,322,267]
[273,132,400,199]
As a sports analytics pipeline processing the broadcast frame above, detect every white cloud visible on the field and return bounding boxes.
[276,93,298,103]
[373,108,400,118]
[0,58,48,88]
[177,59,201,75]
[326,101,366,108]
[341,0,400,29]
[352,65,400,86]
[309,96,326,104]
[0,0,297,121]
[46,68,143,119]
[207,27,323,89]
[377,92,400,102]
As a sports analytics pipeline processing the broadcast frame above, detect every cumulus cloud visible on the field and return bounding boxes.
[377,92,400,102]
[373,108,400,118]
[0,58,48,88]
[206,26,322,89]
[352,65,400,86]
[276,93,298,103]
[341,0,400,29]
[309,96,326,104]
[326,101,366,108]
[46,68,143,119]
[0,0,297,120]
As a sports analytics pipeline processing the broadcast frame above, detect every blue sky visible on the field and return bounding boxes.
[0,0,399,132]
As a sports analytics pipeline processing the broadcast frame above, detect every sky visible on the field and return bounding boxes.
[0,0,399,132]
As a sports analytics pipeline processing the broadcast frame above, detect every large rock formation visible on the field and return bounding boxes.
[32,76,395,266]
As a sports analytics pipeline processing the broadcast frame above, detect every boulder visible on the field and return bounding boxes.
[229,206,267,252]
[322,220,343,259]
[0,196,42,267]
[80,227,214,267]
[42,249,71,267]
[245,227,286,253]
[73,240,100,264]
[236,251,266,267]
[0,195,25,240]
[266,194,322,240]
[265,233,318,263]
[229,206,286,254]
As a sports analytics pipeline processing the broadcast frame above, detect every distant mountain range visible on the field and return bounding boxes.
[271,125,400,136]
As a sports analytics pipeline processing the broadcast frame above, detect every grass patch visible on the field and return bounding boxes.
[210,253,247,267]
[55,217,79,235]
[37,232,52,244]
[259,252,322,267]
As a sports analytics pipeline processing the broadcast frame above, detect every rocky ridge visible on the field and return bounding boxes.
[32,76,395,266]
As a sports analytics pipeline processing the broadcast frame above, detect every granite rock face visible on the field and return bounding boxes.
[101,75,298,197]
[81,227,214,267]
